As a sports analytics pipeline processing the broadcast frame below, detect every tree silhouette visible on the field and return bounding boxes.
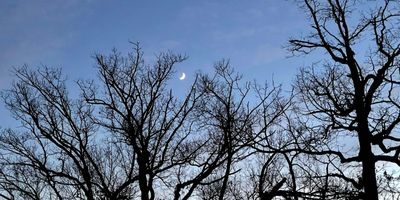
[289,0,400,199]
[193,61,287,200]
[0,44,286,200]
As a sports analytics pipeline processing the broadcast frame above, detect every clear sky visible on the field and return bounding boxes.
[0,0,309,127]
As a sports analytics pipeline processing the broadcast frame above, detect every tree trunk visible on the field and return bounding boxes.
[219,152,232,200]
[138,154,150,200]
[358,125,378,200]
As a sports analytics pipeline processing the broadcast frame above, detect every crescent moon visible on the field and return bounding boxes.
[179,72,186,80]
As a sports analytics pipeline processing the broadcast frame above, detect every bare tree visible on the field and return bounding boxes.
[0,66,138,200]
[195,61,258,200]
[188,61,290,200]
[0,44,201,200]
[289,0,400,199]
[78,44,204,200]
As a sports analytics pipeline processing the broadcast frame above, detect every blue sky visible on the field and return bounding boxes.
[0,0,309,126]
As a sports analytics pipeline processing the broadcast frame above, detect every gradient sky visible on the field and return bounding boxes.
[0,0,310,127]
